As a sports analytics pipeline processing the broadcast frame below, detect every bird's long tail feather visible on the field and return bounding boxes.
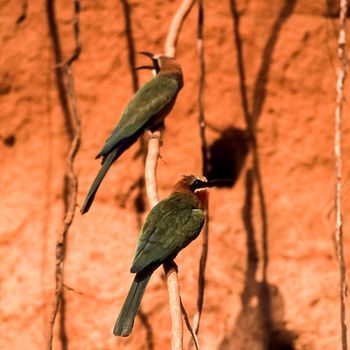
[113,272,152,337]
[81,136,140,214]
[80,151,116,214]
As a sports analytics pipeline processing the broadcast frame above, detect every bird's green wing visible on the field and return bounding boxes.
[97,74,180,158]
[130,193,205,273]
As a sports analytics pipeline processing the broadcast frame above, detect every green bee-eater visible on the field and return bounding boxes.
[81,53,183,214]
[114,175,214,337]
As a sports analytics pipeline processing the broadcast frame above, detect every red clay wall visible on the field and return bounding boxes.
[1,1,350,349]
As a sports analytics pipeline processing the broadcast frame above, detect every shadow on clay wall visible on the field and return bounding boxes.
[219,0,298,349]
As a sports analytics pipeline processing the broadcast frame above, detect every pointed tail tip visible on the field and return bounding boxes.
[80,200,91,215]
[113,324,132,337]
[80,192,96,215]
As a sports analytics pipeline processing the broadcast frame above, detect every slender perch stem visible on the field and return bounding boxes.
[192,0,209,338]
[144,1,197,348]
[164,261,184,350]
[334,1,348,349]
[47,1,81,349]
[165,0,196,58]
[145,130,161,207]
[180,299,200,350]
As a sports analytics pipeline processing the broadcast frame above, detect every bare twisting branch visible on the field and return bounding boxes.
[165,0,196,57]
[181,299,200,350]
[145,129,161,208]
[192,0,209,338]
[143,1,197,349]
[164,261,184,350]
[67,0,81,66]
[335,1,348,350]
[145,0,196,199]
[47,1,81,349]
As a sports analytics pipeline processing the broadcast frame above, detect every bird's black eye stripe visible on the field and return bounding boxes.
[190,179,201,191]
[191,179,199,187]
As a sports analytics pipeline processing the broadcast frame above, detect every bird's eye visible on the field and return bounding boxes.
[192,179,200,188]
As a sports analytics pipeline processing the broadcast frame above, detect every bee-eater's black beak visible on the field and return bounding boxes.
[137,51,160,73]
[190,179,216,191]
[135,65,154,71]
[205,179,220,188]
[138,51,154,59]
[205,179,234,187]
